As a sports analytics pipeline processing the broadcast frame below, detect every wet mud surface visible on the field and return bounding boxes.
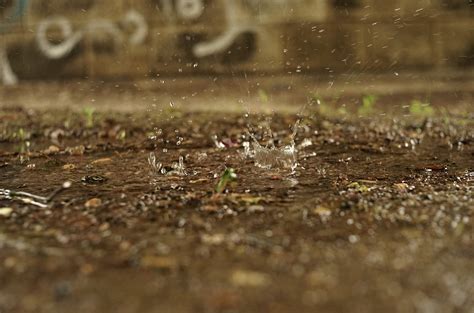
[0,103,473,313]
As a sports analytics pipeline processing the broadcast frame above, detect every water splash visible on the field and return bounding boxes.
[148,152,162,173]
[251,140,298,171]
[242,141,252,157]
[212,135,226,149]
[148,153,187,176]
[245,123,299,172]
[243,110,309,172]
[171,156,187,176]
[298,138,313,149]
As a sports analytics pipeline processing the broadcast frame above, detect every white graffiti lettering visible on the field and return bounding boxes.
[36,17,84,59]
[2,0,330,84]
[193,0,255,58]
[157,0,203,21]
[0,45,18,85]
[124,10,148,45]
[36,10,148,60]
[176,0,204,20]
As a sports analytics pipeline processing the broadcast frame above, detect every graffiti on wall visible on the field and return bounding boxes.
[1,0,29,85]
[191,0,255,58]
[1,0,328,85]
[35,0,257,60]
[159,0,205,21]
[36,10,148,59]
[1,0,251,84]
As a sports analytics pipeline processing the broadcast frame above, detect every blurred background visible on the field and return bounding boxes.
[1,0,473,83]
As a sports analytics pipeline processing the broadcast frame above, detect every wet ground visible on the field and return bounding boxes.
[0,75,474,313]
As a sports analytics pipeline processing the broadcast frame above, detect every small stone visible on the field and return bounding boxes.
[306,270,336,287]
[201,205,219,212]
[49,129,65,142]
[43,145,60,155]
[85,198,102,208]
[231,270,269,287]
[91,158,112,165]
[0,207,13,217]
[393,183,409,192]
[98,222,110,231]
[348,235,359,243]
[81,175,108,184]
[66,145,85,156]
[313,206,331,217]
[63,164,76,170]
[119,241,131,251]
[247,205,265,213]
[62,181,72,189]
[201,234,225,245]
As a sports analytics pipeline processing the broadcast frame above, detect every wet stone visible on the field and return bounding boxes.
[81,175,108,184]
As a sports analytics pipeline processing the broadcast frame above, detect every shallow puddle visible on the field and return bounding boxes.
[0,108,473,313]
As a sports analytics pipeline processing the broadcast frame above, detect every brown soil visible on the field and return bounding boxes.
[0,84,473,313]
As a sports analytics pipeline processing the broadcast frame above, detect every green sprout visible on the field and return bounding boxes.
[16,128,26,142]
[14,128,29,149]
[409,100,434,117]
[358,94,377,116]
[82,107,96,128]
[215,168,237,194]
[14,128,30,164]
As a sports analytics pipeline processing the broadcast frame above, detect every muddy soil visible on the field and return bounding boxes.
[0,99,473,313]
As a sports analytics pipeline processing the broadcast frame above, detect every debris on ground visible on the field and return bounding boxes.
[0,181,72,208]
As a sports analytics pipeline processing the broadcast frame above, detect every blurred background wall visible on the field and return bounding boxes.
[1,0,473,84]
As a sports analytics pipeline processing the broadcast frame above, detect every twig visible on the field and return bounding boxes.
[0,181,72,208]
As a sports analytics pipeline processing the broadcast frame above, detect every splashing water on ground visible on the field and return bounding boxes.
[148,153,187,176]
[148,152,162,173]
[251,140,298,171]
[246,120,300,172]
[171,156,187,176]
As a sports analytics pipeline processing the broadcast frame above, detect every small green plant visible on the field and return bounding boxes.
[14,128,29,147]
[409,100,434,117]
[16,128,26,142]
[215,168,237,193]
[358,94,377,115]
[82,107,96,128]
[14,128,30,163]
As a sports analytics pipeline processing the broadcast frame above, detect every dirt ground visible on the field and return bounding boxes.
[0,74,473,313]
